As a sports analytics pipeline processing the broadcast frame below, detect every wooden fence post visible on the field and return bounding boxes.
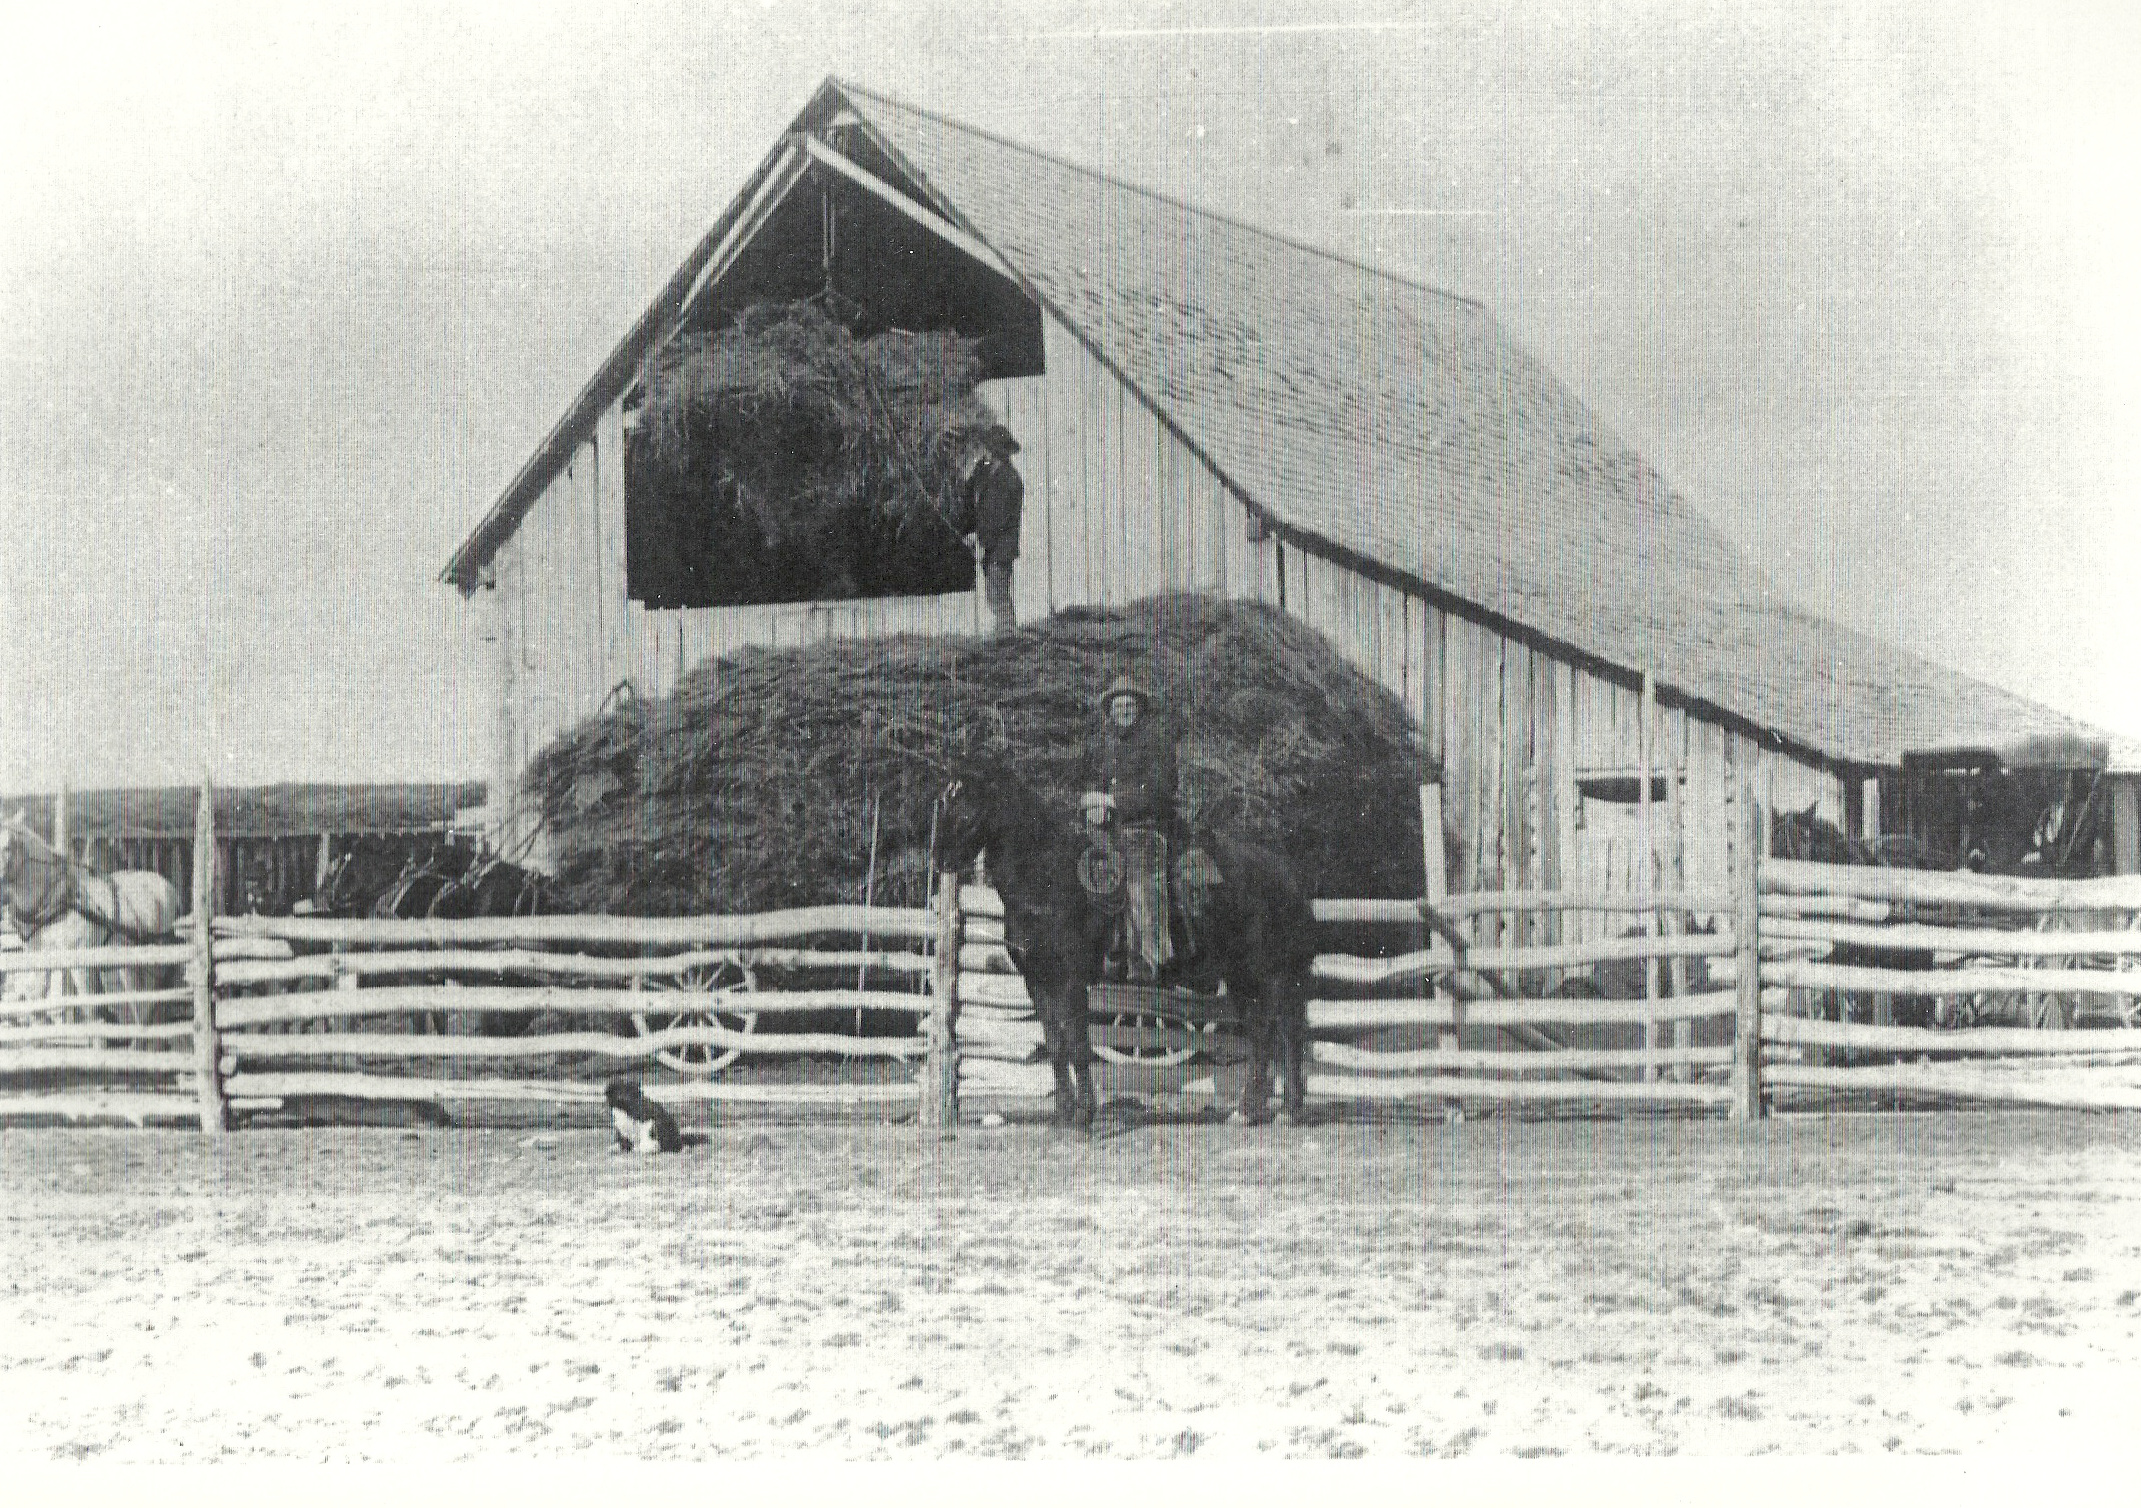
[1665,722,1691,1081]
[1420,785,1461,1086]
[192,774,228,1133]
[1638,673,1659,1082]
[1731,783,1764,1122]
[922,871,961,1136]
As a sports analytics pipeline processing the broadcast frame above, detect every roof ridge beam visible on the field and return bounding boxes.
[670,136,813,334]
[801,136,1020,286]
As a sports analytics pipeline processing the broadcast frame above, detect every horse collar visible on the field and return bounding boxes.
[3,840,80,933]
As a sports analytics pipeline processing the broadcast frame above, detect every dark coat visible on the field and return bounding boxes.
[1079,711,1180,828]
[960,452,1023,567]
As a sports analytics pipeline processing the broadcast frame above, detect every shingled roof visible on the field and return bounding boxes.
[447,77,2111,771]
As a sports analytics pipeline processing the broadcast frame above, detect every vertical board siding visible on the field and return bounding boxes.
[1441,614,1481,898]
[1041,319,1093,606]
[497,320,1862,916]
[1117,389,1167,598]
[594,405,630,698]
[1501,638,1535,950]
[620,592,984,700]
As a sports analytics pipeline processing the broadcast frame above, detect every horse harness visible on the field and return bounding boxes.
[1,835,175,943]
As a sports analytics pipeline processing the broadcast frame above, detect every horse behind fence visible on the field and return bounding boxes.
[0,812,184,1020]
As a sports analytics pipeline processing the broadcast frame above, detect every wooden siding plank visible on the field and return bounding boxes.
[1441,614,1479,897]
[531,455,566,748]
[571,443,602,720]
[1187,458,1216,595]
[1415,597,1445,771]
[1117,387,1165,599]
[1043,319,1094,606]
[1282,540,1310,621]
[494,533,522,848]
[1011,376,1054,622]
[1447,612,1476,901]
[1532,650,1562,948]
[1220,491,1254,602]
[1375,582,1408,713]
[523,467,563,766]
[1191,437,1227,591]
[1313,560,1367,679]
[1551,659,1580,942]
[1474,623,1505,921]
[1088,340,1120,603]
[1501,638,1535,949]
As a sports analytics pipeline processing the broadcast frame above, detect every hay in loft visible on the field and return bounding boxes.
[630,300,1001,603]
[522,594,1435,918]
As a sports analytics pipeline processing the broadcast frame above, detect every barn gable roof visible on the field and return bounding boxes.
[445,77,2108,771]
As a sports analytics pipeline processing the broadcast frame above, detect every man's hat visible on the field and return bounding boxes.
[1097,674,1154,712]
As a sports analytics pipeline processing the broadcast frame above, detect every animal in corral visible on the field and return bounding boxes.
[605,1076,683,1154]
[1769,805,1945,1031]
[369,842,477,926]
[426,853,559,1038]
[307,834,426,920]
[427,852,552,925]
[0,811,183,1021]
[365,842,478,1035]
[932,758,1319,1131]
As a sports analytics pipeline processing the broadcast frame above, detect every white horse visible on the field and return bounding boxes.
[0,812,184,1022]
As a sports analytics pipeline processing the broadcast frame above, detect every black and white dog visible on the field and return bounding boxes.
[605,1077,682,1154]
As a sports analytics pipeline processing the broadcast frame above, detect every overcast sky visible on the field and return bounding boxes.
[3,0,2137,795]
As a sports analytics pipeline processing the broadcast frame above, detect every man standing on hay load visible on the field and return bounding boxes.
[1079,675,1182,982]
[955,424,1024,633]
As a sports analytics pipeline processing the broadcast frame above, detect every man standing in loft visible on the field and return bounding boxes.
[955,423,1024,634]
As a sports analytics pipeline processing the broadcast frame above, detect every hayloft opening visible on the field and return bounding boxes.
[623,129,1043,611]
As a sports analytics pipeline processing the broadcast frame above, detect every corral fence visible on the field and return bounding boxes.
[5,786,2140,1130]
[18,782,464,920]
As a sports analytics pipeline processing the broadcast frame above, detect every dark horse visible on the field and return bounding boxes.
[426,852,558,1038]
[316,839,477,1036]
[1770,805,1949,1030]
[933,761,1319,1130]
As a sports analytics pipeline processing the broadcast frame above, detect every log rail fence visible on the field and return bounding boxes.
[6,783,2141,1129]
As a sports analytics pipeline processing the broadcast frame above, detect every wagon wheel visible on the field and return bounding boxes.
[1090,1011,1216,1067]
[2113,913,2141,1028]
[632,956,759,1076]
[1090,986,1222,1067]
[2018,913,2080,1031]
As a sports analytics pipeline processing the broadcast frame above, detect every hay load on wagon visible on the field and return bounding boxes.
[523,594,1433,918]
[627,298,1004,606]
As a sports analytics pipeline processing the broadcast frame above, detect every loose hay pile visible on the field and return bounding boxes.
[524,594,1432,916]
[629,299,998,604]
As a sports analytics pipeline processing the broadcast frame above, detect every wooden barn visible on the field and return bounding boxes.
[442,79,2135,906]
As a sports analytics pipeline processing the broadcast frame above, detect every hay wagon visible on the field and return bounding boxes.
[1895,735,2139,1031]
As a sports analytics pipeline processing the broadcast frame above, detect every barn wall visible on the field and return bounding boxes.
[622,590,985,701]
[978,314,1843,919]
[486,416,631,858]
[978,314,1273,618]
[484,312,1843,896]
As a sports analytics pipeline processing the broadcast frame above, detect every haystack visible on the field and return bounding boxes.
[524,594,1434,916]
[630,300,998,602]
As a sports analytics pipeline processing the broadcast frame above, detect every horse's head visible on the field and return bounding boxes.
[932,778,990,874]
[1770,804,1850,863]
[310,848,357,915]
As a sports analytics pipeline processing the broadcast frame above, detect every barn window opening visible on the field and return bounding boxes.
[1572,772,1677,833]
[623,129,1042,613]
[1575,774,1675,808]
